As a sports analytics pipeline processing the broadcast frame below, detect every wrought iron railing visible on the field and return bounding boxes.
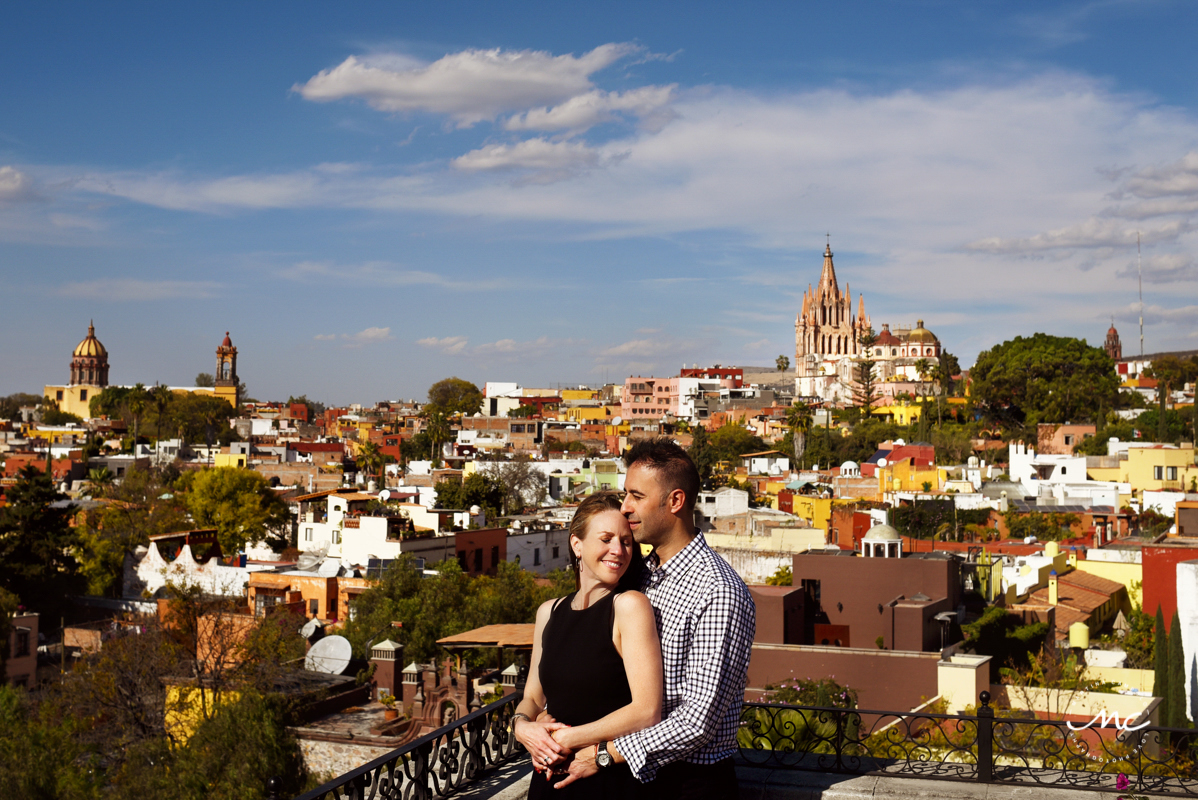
[282,693,523,800]
[738,690,1198,796]
[279,690,1198,799]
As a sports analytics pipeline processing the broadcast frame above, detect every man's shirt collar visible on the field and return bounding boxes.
[645,531,707,584]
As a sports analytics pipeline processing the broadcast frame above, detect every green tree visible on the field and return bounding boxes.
[0,465,82,620]
[1003,508,1080,542]
[708,423,768,464]
[0,392,45,421]
[963,606,1050,682]
[687,424,717,484]
[194,372,215,387]
[427,377,483,416]
[400,431,432,463]
[77,465,189,596]
[970,334,1119,428]
[180,467,291,553]
[41,405,85,426]
[149,384,173,441]
[786,402,814,468]
[355,440,390,484]
[776,354,790,372]
[423,408,451,466]
[1153,606,1169,725]
[435,473,503,520]
[1169,610,1190,730]
[0,588,17,682]
[766,565,792,586]
[854,327,880,414]
[507,404,538,418]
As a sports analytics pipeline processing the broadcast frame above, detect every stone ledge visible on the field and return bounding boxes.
[736,767,1121,800]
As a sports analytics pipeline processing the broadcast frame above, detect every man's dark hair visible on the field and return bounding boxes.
[623,437,700,514]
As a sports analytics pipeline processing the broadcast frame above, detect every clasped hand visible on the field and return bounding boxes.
[514,717,571,771]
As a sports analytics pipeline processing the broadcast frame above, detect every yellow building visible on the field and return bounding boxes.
[1087,445,1197,493]
[790,496,834,532]
[877,459,943,493]
[44,322,110,418]
[560,389,597,402]
[45,326,241,418]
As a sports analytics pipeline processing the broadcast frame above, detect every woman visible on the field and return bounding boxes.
[512,492,663,797]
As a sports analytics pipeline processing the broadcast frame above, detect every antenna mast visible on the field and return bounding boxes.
[1137,231,1143,357]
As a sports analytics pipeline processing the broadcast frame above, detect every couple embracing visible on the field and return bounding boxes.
[512,438,756,799]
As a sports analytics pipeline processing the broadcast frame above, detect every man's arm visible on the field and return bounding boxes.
[612,580,755,783]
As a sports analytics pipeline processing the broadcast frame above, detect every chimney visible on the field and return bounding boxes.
[370,639,403,704]
[1048,570,1059,605]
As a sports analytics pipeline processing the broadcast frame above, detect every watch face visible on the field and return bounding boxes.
[596,745,613,768]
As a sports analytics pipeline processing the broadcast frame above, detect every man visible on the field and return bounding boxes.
[554,437,755,799]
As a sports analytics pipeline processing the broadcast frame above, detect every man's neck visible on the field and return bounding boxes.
[652,522,696,565]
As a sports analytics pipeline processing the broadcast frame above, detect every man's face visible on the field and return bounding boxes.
[621,462,675,548]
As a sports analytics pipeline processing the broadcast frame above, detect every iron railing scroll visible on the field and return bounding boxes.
[288,693,524,800]
[737,690,1198,797]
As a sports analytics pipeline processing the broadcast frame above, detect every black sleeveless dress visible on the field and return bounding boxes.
[528,591,640,799]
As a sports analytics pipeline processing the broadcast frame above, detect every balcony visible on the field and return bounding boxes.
[276,692,1197,799]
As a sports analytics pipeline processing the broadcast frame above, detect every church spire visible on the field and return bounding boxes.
[817,243,838,296]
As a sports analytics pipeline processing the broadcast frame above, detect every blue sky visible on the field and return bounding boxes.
[3,1,1197,405]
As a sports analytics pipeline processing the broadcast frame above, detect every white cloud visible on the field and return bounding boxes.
[504,85,676,132]
[0,166,34,204]
[58,279,222,301]
[295,44,640,127]
[601,338,674,358]
[316,327,394,347]
[417,336,469,354]
[343,327,393,347]
[1116,253,1198,283]
[965,218,1197,254]
[452,138,601,179]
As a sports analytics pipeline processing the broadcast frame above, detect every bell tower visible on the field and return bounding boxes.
[214,332,239,408]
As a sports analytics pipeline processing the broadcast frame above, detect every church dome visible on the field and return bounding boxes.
[907,320,937,344]
[220,331,233,348]
[864,522,900,541]
[73,322,108,358]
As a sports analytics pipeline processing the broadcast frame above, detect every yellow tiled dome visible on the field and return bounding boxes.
[907,320,937,344]
[73,322,108,358]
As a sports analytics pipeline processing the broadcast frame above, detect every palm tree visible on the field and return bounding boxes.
[86,466,115,497]
[423,409,450,467]
[127,383,148,451]
[356,440,386,485]
[776,354,790,373]
[786,402,814,469]
[150,384,172,442]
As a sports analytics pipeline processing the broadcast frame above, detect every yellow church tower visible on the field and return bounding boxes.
[44,321,110,418]
[213,332,239,408]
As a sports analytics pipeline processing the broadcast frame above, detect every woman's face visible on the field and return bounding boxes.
[572,509,634,587]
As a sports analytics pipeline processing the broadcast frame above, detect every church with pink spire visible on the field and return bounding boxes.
[795,243,941,402]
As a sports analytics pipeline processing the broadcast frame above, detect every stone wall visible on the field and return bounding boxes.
[298,736,398,781]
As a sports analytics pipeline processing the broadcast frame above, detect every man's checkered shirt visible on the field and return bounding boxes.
[613,532,755,783]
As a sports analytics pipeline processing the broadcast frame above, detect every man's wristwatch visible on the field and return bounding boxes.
[596,741,613,769]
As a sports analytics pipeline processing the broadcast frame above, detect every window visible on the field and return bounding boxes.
[254,593,281,616]
[1064,435,1074,446]
[552,545,559,559]
[329,599,337,619]
[491,545,500,568]
[457,551,467,570]
[304,527,313,542]
[309,599,319,616]
[14,630,30,658]
[79,389,87,401]
[332,530,341,544]
[1061,467,1067,475]
[1168,466,1179,481]
[534,548,541,566]
[56,390,64,401]
[473,549,483,572]
[1155,466,1164,480]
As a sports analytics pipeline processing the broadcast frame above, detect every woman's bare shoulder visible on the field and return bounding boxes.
[613,590,654,617]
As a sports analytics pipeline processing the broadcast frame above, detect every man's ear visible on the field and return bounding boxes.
[666,488,687,515]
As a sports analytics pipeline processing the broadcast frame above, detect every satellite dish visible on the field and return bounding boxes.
[612,416,622,425]
[305,635,352,674]
[317,557,342,578]
[877,458,888,468]
[378,489,390,502]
